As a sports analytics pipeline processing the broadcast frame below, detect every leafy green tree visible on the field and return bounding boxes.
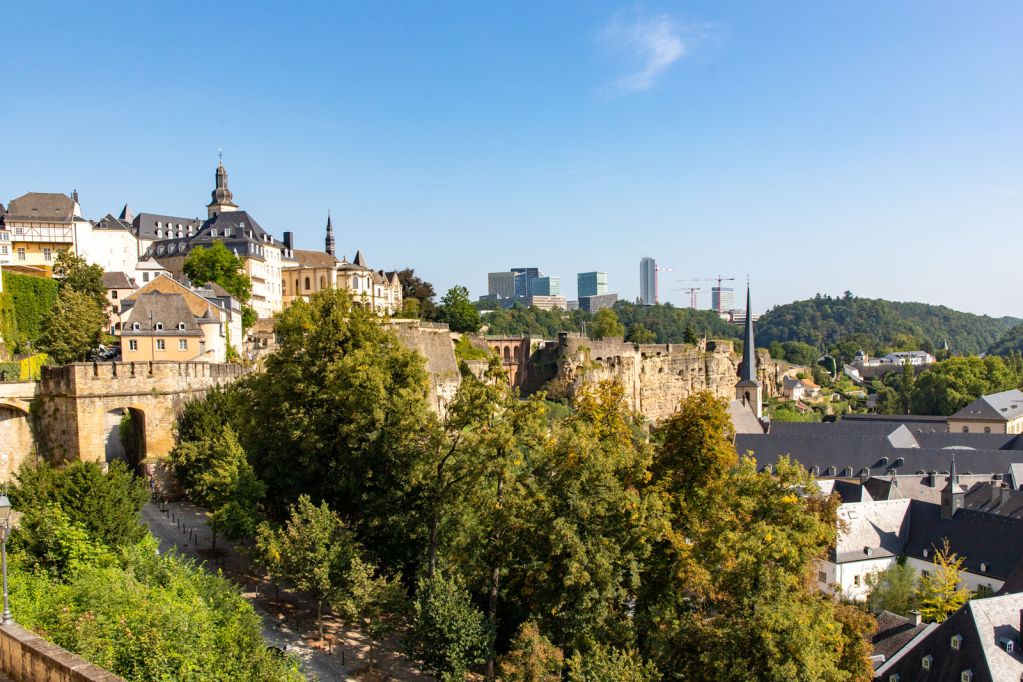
[333,556,408,673]
[12,461,148,548]
[639,393,873,680]
[567,644,659,682]
[396,268,439,320]
[255,495,359,639]
[52,250,107,309]
[626,323,657,344]
[439,285,482,333]
[241,289,433,572]
[499,622,564,682]
[183,241,255,328]
[910,355,1018,415]
[682,325,699,345]
[12,505,113,579]
[588,308,624,339]
[915,539,971,622]
[37,289,106,364]
[193,426,265,546]
[866,561,919,616]
[409,571,492,681]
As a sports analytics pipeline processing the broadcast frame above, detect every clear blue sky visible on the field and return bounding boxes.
[3,2,1022,316]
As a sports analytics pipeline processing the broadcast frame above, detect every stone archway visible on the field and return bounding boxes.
[0,402,33,481]
[103,406,146,472]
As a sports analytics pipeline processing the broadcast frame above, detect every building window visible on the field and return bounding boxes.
[962,426,969,433]
[17,248,25,261]
[951,634,962,650]
[179,339,187,350]
[43,248,52,261]
[211,229,217,237]
[921,569,930,577]
[922,655,933,670]
[889,675,900,682]
[132,322,140,331]
[852,575,860,588]
[111,290,118,299]
[984,426,991,433]
[128,340,137,351]
[0,246,7,255]
[156,339,165,351]
[961,671,973,682]
[177,322,186,331]
[154,323,164,331]
[818,571,827,583]
[305,277,311,291]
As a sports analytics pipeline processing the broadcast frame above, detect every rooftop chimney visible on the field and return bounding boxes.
[282,231,294,250]
[911,610,922,627]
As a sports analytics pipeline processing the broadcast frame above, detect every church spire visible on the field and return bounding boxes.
[735,285,763,419]
[740,285,757,383]
[941,454,964,519]
[325,211,335,257]
[206,154,239,218]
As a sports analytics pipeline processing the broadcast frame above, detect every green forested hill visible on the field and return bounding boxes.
[988,322,1023,356]
[755,294,1019,358]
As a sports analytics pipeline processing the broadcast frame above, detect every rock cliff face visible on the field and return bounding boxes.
[527,336,797,422]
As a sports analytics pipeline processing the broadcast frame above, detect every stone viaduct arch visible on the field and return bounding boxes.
[34,361,247,468]
[0,383,38,481]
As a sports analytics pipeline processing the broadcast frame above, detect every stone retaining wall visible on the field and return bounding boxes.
[0,623,123,682]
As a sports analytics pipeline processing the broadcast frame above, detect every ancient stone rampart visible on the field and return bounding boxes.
[389,321,461,413]
[0,622,124,681]
[527,335,799,422]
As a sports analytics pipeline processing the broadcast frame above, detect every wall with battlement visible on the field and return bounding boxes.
[527,335,798,422]
[34,361,248,466]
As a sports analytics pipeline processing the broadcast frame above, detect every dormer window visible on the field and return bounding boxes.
[224,228,232,237]
[211,229,218,237]
[177,322,186,331]
[961,671,973,682]
[156,229,162,238]
[951,634,962,650]
[132,322,140,331]
[921,655,933,670]
[980,562,987,572]
[154,322,164,331]
[888,675,900,682]
[923,548,929,558]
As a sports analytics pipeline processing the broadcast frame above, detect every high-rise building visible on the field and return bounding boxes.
[488,271,517,299]
[511,267,541,297]
[712,286,734,313]
[639,257,657,305]
[532,276,560,296]
[577,271,608,298]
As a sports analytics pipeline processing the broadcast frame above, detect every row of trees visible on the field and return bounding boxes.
[7,460,302,681]
[170,289,875,680]
[872,354,1023,415]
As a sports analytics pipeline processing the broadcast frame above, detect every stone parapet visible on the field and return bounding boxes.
[0,622,124,681]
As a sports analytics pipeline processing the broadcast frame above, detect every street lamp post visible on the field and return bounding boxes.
[0,494,13,625]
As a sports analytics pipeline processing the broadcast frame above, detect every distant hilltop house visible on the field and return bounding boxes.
[781,376,822,402]
[854,349,936,367]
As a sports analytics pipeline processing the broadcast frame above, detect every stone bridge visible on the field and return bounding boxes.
[29,361,247,474]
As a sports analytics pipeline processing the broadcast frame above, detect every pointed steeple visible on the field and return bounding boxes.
[735,285,763,419]
[353,250,367,267]
[118,204,134,223]
[941,454,964,519]
[740,286,758,383]
[325,212,336,257]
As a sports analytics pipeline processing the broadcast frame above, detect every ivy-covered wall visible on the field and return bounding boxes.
[0,271,59,353]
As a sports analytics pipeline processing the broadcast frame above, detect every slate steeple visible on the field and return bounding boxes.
[941,454,964,519]
[206,156,239,218]
[735,285,763,418]
[325,212,336,257]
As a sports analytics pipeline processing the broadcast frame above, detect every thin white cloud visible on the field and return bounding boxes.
[602,14,685,93]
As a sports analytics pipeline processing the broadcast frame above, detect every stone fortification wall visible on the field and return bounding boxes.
[528,335,796,422]
[389,321,461,413]
[35,362,247,465]
[0,622,124,681]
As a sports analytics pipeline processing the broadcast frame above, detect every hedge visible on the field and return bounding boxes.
[0,272,60,352]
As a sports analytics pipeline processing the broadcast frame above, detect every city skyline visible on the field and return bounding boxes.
[3,2,1023,316]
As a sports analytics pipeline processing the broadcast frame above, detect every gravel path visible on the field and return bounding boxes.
[142,501,429,681]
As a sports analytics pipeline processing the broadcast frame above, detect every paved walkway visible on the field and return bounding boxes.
[142,501,430,681]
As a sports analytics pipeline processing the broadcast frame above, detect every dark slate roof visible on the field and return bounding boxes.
[963,482,1023,518]
[905,500,1023,580]
[914,432,1023,450]
[101,272,134,290]
[148,210,282,263]
[5,192,74,222]
[121,292,203,336]
[132,212,203,240]
[872,611,927,664]
[353,250,368,268]
[951,389,1023,423]
[841,413,949,430]
[95,213,132,231]
[880,593,1023,682]
[735,433,1023,479]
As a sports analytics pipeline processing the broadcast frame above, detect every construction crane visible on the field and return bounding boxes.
[670,286,702,309]
[678,275,736,311]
